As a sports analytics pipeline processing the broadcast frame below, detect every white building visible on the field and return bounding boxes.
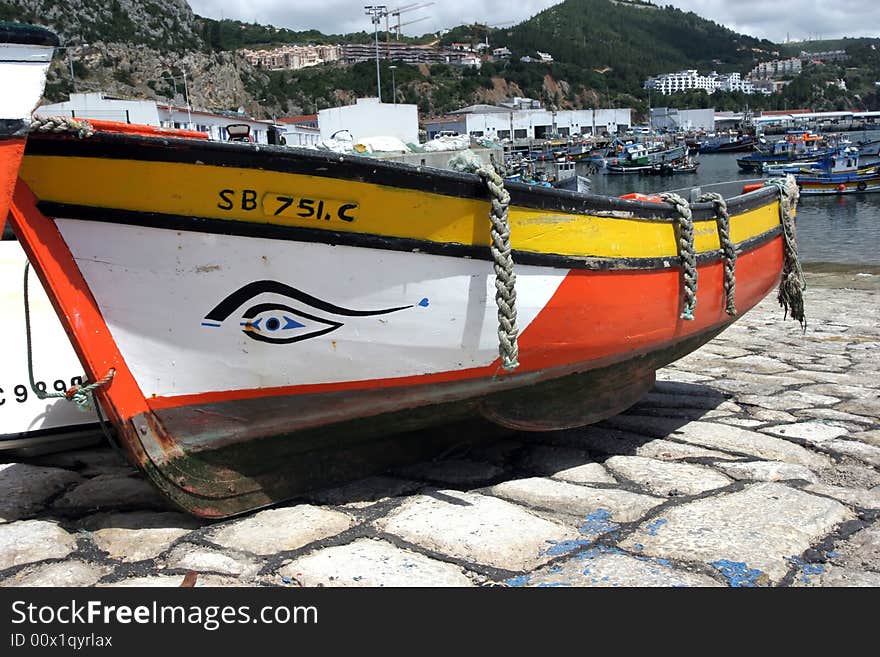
[645,70,717,95]
[277,115,322,147]
[650,107,715,131]
[715,72,755,94]
[318,98,419,144]
[424,104,632,140]
[242,44,341,70]
[749,57,802,80]
[37,92,279,144]
[645,70,761,95]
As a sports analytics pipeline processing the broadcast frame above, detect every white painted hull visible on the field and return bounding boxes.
[0,42,54,122]
[0,240,95,439]
[55,219,567,401]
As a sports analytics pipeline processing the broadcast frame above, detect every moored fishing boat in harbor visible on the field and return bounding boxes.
[737,129,832,173]
[697,133,757,154]
[794,149,880,195]
[4,25,807,518]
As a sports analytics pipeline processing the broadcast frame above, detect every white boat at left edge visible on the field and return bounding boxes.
[1,23,101,454]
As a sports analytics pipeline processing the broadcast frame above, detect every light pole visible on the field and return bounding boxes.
[58,43,89,93]
[389,65,397,105]
[364,5,387,102]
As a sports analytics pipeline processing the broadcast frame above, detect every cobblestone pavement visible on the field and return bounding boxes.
[1,273,878,587]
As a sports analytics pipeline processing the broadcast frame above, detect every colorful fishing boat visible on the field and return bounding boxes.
[5,26,806,518]
[794,150,880,195]
[737,130,831,173]
[697,134,757,154]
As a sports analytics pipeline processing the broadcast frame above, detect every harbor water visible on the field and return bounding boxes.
[583,135,880,268]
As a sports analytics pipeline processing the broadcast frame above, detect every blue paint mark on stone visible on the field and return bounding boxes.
[418,298,429,307]
[538,582,571,587]
[645,518,667,536]
[547,566,563,574]
[505,575,532,587]
[826,551,840,559]
[633,543,644,551]
[710,560,765,587]
[802,564,825,575]
[281,577,292,584]
[543,538,592,556]
[572,545,623,561]
[582,566,592,576]
[655,558,670,566]
[579,509,619,536]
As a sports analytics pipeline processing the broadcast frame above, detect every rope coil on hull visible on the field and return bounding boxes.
[658,192,698,321]
[698,191,737,316]
[449,151,520,371]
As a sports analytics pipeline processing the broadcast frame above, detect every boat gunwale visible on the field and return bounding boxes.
[24,130,782,222]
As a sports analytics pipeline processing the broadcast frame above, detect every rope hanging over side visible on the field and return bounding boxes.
[658,192,698,321]
[765,175,806,330]
[23,261,115,410]
[698,191,737,316]
[28,115,94,139]
[449,150,519,370]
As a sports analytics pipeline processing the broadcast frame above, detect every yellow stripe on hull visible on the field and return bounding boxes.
[20,155,780,259]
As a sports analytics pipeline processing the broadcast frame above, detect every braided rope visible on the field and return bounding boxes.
[28,115,95,138]
[698,192,737,316]
[448,151,519,370]
[765,175,806,329]
[658,192,698,321]
[23,261,114,410]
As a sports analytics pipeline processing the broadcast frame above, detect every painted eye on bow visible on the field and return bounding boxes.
[239,303,341,345]
[201,280,423,346]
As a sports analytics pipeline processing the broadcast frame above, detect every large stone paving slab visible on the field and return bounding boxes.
[0,520,78,570]
[716,461,818,484]
[514,445,616,484]
[53,473,167,512]
[635,439,740,462]
[603,456,732,497]
[79,511,202,562]
[761,422,850,444]
[375,490,579,572]
[526,550,722,587]
[604,417,829,469]
[208,506,355,556]
[0,463,82,523]
[490,477,662,523]
[1,561,109,587]
[164,545,259,579]
[620,483,854,583]
[278,538,473,587]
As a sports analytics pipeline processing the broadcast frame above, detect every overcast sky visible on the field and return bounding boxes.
[188,0,879,43]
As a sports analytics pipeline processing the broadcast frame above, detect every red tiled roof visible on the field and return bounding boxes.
[278,114,318,124]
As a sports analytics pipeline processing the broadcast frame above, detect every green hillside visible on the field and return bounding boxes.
[494,0,777,74]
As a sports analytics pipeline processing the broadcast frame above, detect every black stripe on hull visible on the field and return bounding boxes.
[42,201,783,272]
[0,22,59,46]
[25,132,781,220]
[0,119,28,138]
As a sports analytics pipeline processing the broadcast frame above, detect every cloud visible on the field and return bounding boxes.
[187,0,880,42]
